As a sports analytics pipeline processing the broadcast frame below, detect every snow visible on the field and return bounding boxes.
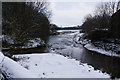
[0,53,4,80]
[74,33,90,45]
[0,52,4,64]
[3,36,45,49]
[74,32,120,57]
[14,53,110,78]
[0,52,38,78]
[0,73,4,80]
[0,35,3,38]
[23,38,45,48]
[57,30,79,33]
[3,35,14,44]
[85,44,120,57]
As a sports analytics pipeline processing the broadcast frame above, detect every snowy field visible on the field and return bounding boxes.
[14,53,110,78]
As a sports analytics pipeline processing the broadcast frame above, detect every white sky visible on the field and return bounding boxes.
[49,0,117,27]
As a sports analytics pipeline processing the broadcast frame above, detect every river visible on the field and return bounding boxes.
[47,30,120,78]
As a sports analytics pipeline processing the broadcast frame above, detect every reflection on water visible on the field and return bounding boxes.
[47,30,120,78]
[73,46,120,78]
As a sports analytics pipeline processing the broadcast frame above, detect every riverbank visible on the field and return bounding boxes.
[85,43,120,57]
[75,33,120,57]
[2,37,49,57]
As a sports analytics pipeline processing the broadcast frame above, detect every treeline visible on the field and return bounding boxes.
[50,24,81,33]
[82,1,120,41]
[56,26,81,30]
[2,1,51,49]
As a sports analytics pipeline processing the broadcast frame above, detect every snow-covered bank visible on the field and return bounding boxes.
[0,52,4,63]
[74,33,90,45]
[75,32,120,57]
[3,35,45,49]
[23,38,45,48]
[85,44,120,57]
[0,53,4,80]
[0,52,38,78]
[14,53,110,78]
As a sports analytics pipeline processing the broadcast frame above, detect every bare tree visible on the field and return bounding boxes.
[2,1,51,49]
[27,0,52,19]
[94,1,120,16]
[116,1,120,11]
[93,1,120,29]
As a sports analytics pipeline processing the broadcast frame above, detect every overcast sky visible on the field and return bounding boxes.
[49,0,115,27]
